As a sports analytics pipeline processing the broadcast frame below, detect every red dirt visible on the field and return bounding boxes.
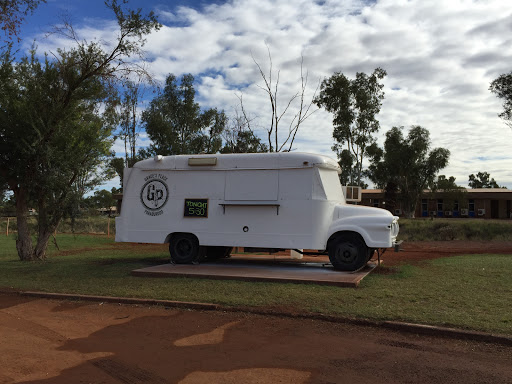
[381,240,512,266]
[0,294,511,384]
[1,241,511,382]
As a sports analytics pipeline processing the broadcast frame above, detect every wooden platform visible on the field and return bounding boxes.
[131,256,379,287]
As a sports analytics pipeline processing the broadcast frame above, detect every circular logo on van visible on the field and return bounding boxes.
[141,179,169,211]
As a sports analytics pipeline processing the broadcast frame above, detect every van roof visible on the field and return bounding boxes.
[133,152,341,172]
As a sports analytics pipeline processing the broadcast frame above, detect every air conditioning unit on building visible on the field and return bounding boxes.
[460,209,469,216]
[478,209,486,216]
[445,211,452,216]
[342,186,362,203]
[430,211,437,216]
[394,208,402,215]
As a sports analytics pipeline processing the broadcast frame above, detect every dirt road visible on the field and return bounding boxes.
[0,294,510,384]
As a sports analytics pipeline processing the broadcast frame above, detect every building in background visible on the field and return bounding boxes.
[361,189,512,219]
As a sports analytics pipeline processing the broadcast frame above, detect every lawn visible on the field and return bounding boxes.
[0,234,510,335]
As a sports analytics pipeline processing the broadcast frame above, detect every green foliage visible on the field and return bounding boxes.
[367,126,450,218]
[490,71,512,128]
[0,0,161,260]
[0,0,45,43]
[427,175,468,212]
[315,68,386,186]
[83,189,116,210]
[109,157,126,188]
[220,114,268,153]
[468,172,503,188]
[141,73,227,156]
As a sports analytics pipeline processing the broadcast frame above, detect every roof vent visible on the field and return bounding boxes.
[188,157,217,166]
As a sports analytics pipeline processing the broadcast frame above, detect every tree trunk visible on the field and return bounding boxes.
[33,229,53,260]
[13,187,35,261]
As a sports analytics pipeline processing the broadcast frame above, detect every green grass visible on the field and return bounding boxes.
[0,234,511,335]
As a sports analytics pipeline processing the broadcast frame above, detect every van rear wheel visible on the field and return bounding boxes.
[328,233,368,271]
[169,234,199,264]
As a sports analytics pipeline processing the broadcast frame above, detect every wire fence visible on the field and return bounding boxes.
[1,216,116,237]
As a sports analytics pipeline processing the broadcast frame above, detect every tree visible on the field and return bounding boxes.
[367,126,450,218]
[116,80,144,165]
[468,172,502,188]
[0,0,161,261]
[141,73,226,157]
[490,71,512,128]
[431,175,459,190]
[109,156,126,189]
[220,109,267,154]
[84,189,115,211]
[428,175,467,213]
[110,81,145,189]
[0,0,45,43]
[240,46,318,152]
[315,68,386,187]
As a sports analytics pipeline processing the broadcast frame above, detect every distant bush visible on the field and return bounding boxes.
[398,218,512,241]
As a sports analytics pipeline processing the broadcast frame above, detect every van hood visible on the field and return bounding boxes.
[336,204,395,219]
[334,204,400,241]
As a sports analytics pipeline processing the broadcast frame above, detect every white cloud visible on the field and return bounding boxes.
[33,0,512,188]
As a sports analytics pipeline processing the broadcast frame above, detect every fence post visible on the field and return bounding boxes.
[107,217,110,238]
[6,217,9,236]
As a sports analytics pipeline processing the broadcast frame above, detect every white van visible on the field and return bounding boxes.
[115,152,400,271]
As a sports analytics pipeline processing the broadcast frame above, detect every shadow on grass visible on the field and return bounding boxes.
[91,257,169,266]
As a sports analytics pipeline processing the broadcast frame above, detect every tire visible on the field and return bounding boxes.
[169,233,200,264]
[328,233,368,271]
[205,246,233,260]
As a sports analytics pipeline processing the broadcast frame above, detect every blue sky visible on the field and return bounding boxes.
[13,0,512,189]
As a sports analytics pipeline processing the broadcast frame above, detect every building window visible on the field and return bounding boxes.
[437,199,443,211]
[469,199,475,212]
[373,199,379,207]
[453,200,459,211]
[422,199,427,212]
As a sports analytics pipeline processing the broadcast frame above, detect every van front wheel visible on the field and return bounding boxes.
[169,234,199,264]
[328,233,368,271]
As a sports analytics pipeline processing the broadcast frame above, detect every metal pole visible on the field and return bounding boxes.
[6,217,9,236]
[107,217,110,237]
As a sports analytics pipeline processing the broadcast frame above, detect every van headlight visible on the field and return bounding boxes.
[391,220,399,238]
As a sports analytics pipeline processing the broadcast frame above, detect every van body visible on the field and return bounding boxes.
[116,152,400,271]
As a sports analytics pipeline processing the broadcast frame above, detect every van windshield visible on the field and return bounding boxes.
[318,169,344,202]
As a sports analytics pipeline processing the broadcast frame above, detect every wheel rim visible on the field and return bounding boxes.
[176,239,192,257]
[335,243,358,264]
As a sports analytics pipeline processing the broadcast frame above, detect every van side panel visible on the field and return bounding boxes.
[116,166,339,250]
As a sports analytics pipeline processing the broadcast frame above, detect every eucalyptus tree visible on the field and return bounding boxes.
[0,0,46,43]
[468,172,502,189]
[0,0,161,260]
[367,126,450,218]
[490,71,512,129]
[141,73,227,156]
[315,68,386,186]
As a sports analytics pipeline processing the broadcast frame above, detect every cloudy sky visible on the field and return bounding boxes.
[19,0,512,189]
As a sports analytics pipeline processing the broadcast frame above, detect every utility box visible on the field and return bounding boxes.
[116,152,400,271]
